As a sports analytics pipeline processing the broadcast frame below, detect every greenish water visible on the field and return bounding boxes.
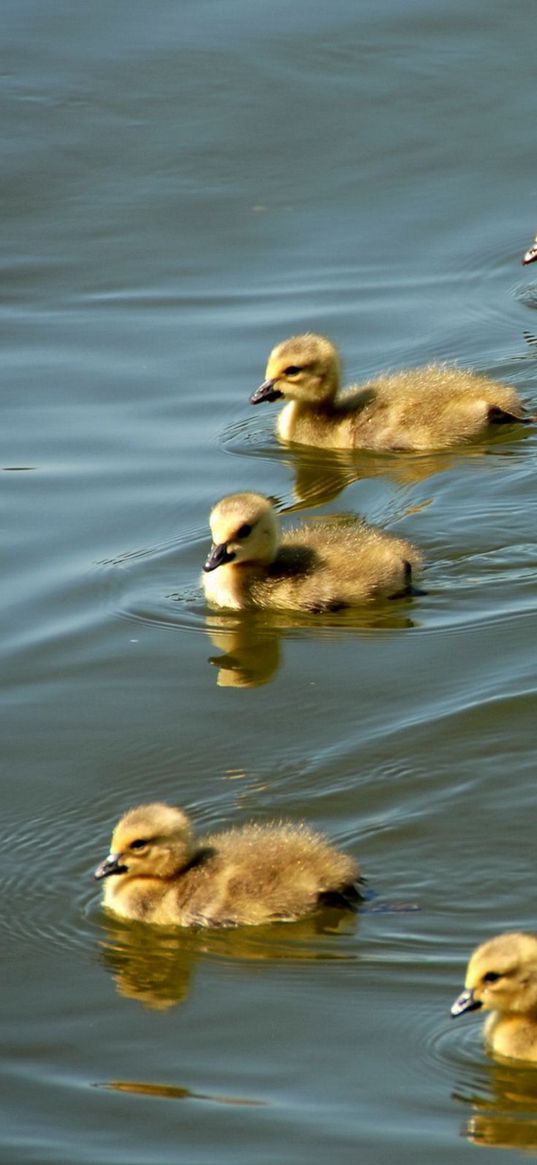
[2,1,537,1162]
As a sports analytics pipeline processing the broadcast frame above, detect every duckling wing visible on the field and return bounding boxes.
[198,824,361,925]
[285,520,421,604]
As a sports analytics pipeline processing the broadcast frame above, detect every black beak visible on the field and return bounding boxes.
[450,987,482,1017]
[203,542,236,573]
[94,853,128,881]
[250,378,283,405]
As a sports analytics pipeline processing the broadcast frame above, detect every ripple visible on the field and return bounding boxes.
[0,800,109,956]
[218,415,277,461]
[354,934,494,1088]
[426,1009,486,1081]
[96,532,209,635]
[515,283,537,312]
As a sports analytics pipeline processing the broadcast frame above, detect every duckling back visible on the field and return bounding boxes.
[346,366,526,452]
[260,518,420,610]
[187,822,361,926]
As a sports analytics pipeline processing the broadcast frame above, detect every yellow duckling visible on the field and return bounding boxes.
[250,333,528,451]
[202,492,421,611]
[94,802,362,927]
[523,233,537,265]
[451,932,537,1062]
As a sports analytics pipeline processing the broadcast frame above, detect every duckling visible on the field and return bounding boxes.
[202,492,421,611]
[451,932,537,1062]
[94,802,362,927]
[523,233,537,265]
[250,334,528,451]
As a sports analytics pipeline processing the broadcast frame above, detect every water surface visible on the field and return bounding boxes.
[3,1,537,1162]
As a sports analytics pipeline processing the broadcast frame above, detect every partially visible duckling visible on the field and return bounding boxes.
[451,932,537,1062]
[202,492,421,611]
[523,233,537,265]
[95,802,362,927]
[251,334,528,451]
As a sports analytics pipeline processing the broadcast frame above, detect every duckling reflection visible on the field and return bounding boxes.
[205,603,416,689]
[206,615,281,687]
[285,444,457,509]
[251,334,530,451]
[95,802,362,928]
[523,232,537,265]
[99,903,359,1009]
[98,915,197,1010]
[454,1059,537,1150]
[203,493,421,612]
[466,1111,537,1151]
[451,932,537,1063]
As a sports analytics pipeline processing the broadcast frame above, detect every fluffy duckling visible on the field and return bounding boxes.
[451,933,537,1062]
[523,233,537,265]
[202,492,421,611]
[250,333,528,451]
[94,802,362,927]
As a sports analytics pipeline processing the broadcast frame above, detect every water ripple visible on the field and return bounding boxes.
[0,804,102,956]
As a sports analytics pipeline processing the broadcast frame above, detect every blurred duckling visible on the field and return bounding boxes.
[523,232,537,265]
[451,933,537,1062]
[202,492,421,611]
[95,802,362,927]
[251,333,529,451]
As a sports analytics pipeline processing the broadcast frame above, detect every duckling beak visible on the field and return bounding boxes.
[250,378,283,405]
[451,987,482,1017]
[203,542,236,573]
[523,244,537,265]
[94,852,128,880]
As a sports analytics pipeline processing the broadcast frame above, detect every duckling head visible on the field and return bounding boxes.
[451,933,537,1019]
[203,492,280,573]
[94,803,195,883]
[250,334,341,408]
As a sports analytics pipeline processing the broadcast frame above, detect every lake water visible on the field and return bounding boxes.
[3,0,537,1161]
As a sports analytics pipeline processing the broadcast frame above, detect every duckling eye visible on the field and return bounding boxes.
[283,365,302,377]
[236,523,252,539]
[483,971,501,983]
[130,838,148,851]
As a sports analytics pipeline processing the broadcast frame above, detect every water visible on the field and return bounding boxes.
[3,0,537,1161]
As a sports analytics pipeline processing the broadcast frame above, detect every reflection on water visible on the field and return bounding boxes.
[205,604,416,688]
[99,917,197,1010]
[454,1060,537,1151]
[207,616,282,688]
[282,445,468,508]
[100,1080,266,1106]
[223,416,534,512]
[98,909,359,1010]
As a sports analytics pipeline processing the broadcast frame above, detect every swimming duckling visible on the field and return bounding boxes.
[523,233,537,265]
[451,932,537,1062]
[250,334,528,451]
[202,492,421,611]
[94,802,362,927]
